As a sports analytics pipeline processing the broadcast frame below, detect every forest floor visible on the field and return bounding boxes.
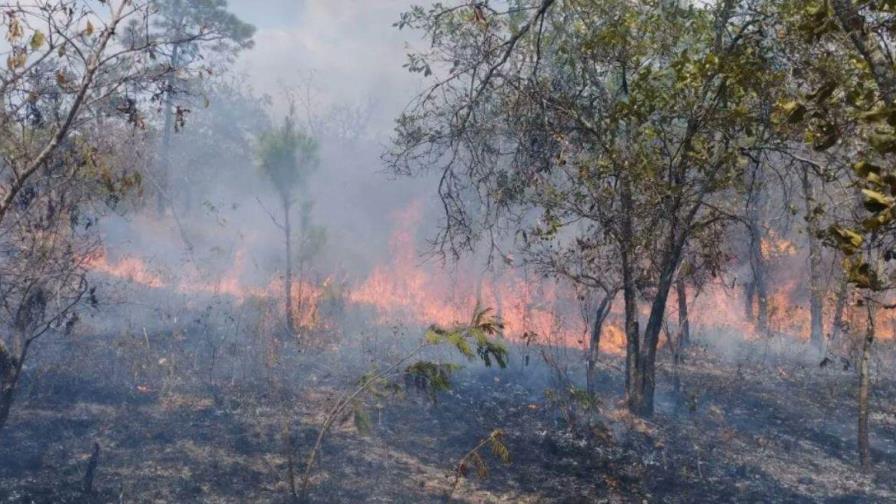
[1,338,895,503]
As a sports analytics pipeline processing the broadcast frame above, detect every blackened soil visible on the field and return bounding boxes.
[1,347,894,503]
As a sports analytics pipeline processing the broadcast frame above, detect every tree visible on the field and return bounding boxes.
[151,0,255,212]
[0,133,145,430]
[776,0,896,469]
[389,0,772,417]
[257,108,319,340]
[528,235,620,396]
[0,0,205,433]
[742,156,771,334]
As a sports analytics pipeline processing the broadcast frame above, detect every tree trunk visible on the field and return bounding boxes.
[283,197,297,338]
[745,160,769,335]
[0,342,22,433]
[676,277,690,348]
[158,80,175,214]
[620,174,691,417]
[748,218,769,335]
[743,280,754,321]
[634,256,681,417]
[858,301,875,469]
[0,372,16,433]
[157,2,184,214]
[586,295,613,396]
[831,274,848,344]
[620,178,642,414]
[801,167,825,351]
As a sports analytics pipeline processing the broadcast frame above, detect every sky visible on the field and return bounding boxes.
[227,0,424,135]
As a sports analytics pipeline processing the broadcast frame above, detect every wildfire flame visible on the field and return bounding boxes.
[87,202,893,354]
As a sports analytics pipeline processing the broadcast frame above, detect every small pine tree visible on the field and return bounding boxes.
[257,108,319,339]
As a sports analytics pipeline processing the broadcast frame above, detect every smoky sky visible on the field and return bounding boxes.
[228,0,423,136]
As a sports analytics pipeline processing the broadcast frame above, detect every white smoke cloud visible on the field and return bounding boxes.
[229,0,423,134]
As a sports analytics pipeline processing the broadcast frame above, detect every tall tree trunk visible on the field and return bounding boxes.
[743,280,755,321]
[801,167,825,351]
[676,277,690,348]
[620,178,642,414]
[283,197,297,338]
[586,295,613,396]
[157,2,184,214]
[745,160,769,335]
[635,253,682,417]
[0,342,23,433]
[747,214,769,335]
[158,80,175,214]
[858,301,875,469]
[620,175,691,417]
[831,274,848,345]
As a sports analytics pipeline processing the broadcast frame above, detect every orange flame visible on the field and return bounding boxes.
[87,203,895,355]
[348,202,621,353]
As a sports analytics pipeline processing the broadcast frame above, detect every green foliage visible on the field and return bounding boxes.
[779,0,896,292]
[826,225,864,256]
[404,361,460,402]
[352,401,372,436]
[153,0,256,56]
[449,429,511,497]
[257,115,319,199]
[424,305,508,368]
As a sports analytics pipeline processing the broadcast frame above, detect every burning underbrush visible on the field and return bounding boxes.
[3,206,895,503]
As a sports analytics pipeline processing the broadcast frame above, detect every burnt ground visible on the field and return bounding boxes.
[1,340,894,503]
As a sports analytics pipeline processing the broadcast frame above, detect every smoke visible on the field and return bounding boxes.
[229,0,422,135]
[78,0,880,385]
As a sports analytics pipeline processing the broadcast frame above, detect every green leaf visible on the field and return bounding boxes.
[780,100,807,124]
[862,189,894,212]
[29,31,45,51]
[853,161,881,178]
[857,107,891,124]
[807,81,837,103]
[869,131,896,154]
[353,404,372,435]
[845,260,880,290]
[827,225,864,255]
[812,122,839,151]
